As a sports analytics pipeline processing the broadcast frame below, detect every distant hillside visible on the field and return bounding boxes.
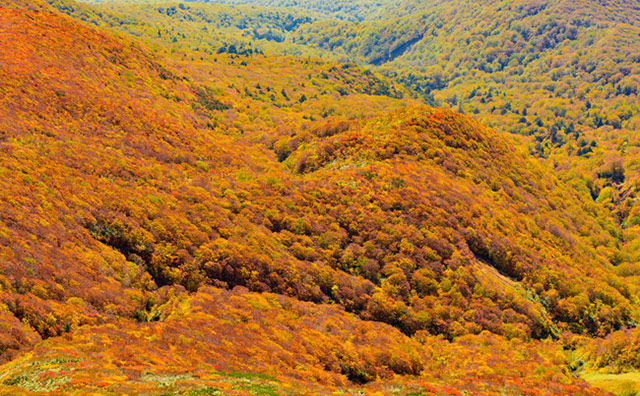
[78,0,394,21]
[67,0,640,239]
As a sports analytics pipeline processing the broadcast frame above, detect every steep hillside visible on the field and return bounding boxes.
[0,287,608,396]
[71,0,640,237]
[0,0,406,360]
[0,1,633,395]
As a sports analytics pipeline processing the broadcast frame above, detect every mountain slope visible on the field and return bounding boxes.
[0,1,632,395]
[72,0,640,238]
[0,287,609,396]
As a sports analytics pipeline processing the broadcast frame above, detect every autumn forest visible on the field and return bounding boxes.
[2,0,640,395]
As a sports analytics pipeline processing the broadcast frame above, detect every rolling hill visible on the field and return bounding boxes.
[0,0,637,394]
[66,0,640,238]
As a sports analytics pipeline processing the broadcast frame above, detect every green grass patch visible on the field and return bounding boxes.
[187,387,222,395]
[236,383,279,396]
[218,371,276,381]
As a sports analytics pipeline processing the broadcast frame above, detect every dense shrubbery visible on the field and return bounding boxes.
[0,1,636,395]
[64,0,640,243]
[1,1,635,345]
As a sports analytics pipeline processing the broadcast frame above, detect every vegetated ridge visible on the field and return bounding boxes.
[0,0,634,395]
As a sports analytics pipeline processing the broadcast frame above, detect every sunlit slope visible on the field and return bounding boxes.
[0,0,637,353]
[70,0,640,230]
[0,0,404,361]
[0,3,633,395]
[0,287,611,396]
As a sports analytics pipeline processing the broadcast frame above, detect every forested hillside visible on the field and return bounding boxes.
[1,0,639,394]
[65,0,640,235]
